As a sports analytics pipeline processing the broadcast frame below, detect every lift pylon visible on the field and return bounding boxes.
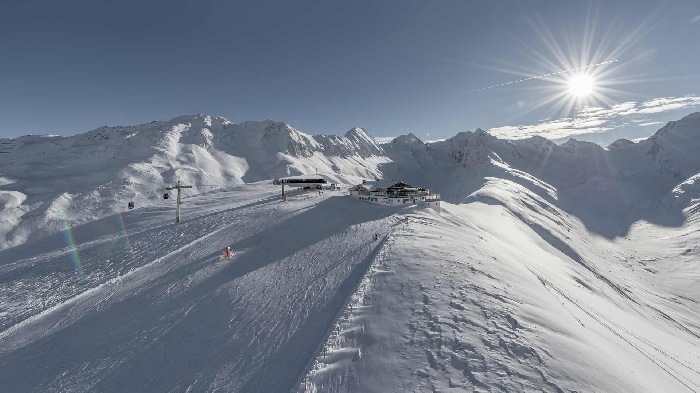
[165,180,193,223]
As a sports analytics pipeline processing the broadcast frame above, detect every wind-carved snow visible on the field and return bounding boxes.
[662,173,700,220]
[0,190,28,249]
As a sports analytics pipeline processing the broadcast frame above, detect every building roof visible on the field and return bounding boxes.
[388,181,417,189]
[280,175,328,181]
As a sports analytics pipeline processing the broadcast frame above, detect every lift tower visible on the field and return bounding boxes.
[166,180,192,223]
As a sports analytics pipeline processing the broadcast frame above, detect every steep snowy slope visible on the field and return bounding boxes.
[298,114,700,391]
[0,116,387,249]
[663,174,700,219]
[301,180,700,392]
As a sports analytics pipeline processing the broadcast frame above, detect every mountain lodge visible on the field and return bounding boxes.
[349,181,441,211]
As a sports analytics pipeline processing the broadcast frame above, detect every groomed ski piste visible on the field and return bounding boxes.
[1,180,699,392]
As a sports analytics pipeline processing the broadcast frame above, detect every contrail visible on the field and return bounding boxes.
[468,59,619,93]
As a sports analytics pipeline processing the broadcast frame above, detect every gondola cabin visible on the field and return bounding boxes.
[163,193,169,200]
[128,201,135,209]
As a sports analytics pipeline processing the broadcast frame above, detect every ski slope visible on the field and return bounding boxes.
[0,185,402,392]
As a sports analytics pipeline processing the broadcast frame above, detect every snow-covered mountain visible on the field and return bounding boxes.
[0,112,699,392]
[381,113,700,237]
[1,112,699,248]
[0,115,387,248]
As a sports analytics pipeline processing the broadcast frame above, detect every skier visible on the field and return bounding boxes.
[220,246,234,260]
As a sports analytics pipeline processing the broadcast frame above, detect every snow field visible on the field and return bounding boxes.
[0,186,402,392]
[299,183,700,392]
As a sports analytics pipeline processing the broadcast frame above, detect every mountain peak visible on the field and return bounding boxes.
[334,127,384,157]
[392,133,424,145]
[607,138,635,150]
[344,127,371,139]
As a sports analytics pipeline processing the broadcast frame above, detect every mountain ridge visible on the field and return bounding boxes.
[0,112,698,248]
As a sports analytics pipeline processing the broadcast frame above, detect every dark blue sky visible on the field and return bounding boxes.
[1,0,699,141]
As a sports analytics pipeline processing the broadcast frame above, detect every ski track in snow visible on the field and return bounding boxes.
[0,188,283,334]
[0,186,400,392]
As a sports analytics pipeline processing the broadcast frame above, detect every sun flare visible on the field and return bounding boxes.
[568,74,595,97]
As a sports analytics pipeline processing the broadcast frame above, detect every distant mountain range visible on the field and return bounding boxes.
[1,112,698,248]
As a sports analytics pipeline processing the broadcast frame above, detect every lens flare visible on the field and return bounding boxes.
[117,211,134,253]
[463,3,662,120]
[468,60,616,93]
[61,218,85,278]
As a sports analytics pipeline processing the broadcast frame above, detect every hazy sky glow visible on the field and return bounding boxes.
[489,95,700,143]
[1,0,699,144]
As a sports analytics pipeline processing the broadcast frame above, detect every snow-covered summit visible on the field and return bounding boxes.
[343,126,370,141]
[607,138,636,149]
[639,112,700,179]
[389,133,424,146]
[316,127,384,158]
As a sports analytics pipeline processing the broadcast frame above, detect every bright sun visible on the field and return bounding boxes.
[568,74,595,97]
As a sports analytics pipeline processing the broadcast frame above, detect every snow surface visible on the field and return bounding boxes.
[300,181,700,392]
[0,186,402,392]
[0,112,699,392]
